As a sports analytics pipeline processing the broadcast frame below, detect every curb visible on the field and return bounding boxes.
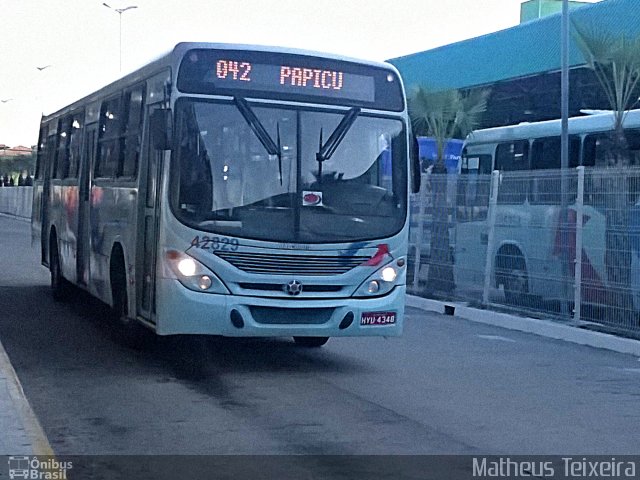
[407,295,640,357]
[0,340,54,455]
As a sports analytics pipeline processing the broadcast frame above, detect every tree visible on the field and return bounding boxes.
[408,87,489,294]
[572,20,640,319]
[573,21,640,155]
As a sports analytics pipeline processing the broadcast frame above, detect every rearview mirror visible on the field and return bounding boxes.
[150,108,173,150]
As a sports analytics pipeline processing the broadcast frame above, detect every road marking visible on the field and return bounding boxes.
[476,334,516,343]
[0,339,54,455]
[607,366,640,374]
[620,368,640,374]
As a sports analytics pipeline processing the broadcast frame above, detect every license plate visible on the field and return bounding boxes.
[360,311,396,326]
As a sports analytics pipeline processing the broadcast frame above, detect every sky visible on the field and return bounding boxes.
[0,0,599,147]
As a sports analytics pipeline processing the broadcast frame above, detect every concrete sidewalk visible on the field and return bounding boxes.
[407,294,640,357]
[0,338,53,455]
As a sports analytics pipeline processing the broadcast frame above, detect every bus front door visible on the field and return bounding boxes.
[76,124,96,286]
[137,105,163,323]
[41,135,56,265]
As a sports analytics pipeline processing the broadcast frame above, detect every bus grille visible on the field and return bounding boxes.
[249,306,334,325]
[214,251,369,275]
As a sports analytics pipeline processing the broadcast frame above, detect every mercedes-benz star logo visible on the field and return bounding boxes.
[285,280,303,296]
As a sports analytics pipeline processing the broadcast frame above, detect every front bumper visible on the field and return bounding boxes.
[154,278,405,337]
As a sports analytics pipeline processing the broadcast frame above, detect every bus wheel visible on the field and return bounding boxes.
[112,279,128,325]
[111,264,150,350]
[503,266,529,306]
[293,336,329,347]
[50,236,69,301]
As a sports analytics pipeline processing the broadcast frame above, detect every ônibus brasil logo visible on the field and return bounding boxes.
[8,456,72,480]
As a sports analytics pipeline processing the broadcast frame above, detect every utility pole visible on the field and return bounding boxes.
[102,3,138,73]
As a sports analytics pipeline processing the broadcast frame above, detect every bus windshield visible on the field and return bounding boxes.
[170,99,407,243]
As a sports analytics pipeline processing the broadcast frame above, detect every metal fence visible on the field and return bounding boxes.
[0,186,32,219]
[408,166,640,334]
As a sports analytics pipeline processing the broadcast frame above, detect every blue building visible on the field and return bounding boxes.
[389,0,640,129]
[417,137,463,174]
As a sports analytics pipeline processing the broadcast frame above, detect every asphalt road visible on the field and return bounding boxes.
[1,215,640,460]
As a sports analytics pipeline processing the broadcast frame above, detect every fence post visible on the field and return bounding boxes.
[573,166,584,322]
[483,170,500,305]
[412,173,428,290]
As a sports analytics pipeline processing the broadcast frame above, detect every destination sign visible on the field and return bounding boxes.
[177,49,404,111]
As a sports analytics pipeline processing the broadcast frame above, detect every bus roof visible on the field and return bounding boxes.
[41,42,401,123]
[464,108,640,146]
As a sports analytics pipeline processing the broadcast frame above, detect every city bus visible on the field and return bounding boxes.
[31,42,419,347]
[455,109,640,307]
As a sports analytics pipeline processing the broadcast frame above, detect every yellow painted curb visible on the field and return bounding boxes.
[0,340,54,456]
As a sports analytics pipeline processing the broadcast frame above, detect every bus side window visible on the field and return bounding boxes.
[121,86,145,179]
[67,113,84,179]
[495,140,529,171]
[531,137,559,170]
[35,126,49,180]
[582,134,596,167]
[624,128,640,167]
[529,136,580,204]
[458,151,492,221]
[96,96,123,179]
[583,133,612,205]
[496,141,528,204]
[569,136,581,168]
[55,116,72,179]
[622,129,640,203]
[530,135,581,171]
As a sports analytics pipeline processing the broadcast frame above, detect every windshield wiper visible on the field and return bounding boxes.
[234,96,283,184]
[315,107,360,182]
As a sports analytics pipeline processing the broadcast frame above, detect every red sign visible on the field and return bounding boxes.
[303,193,321,205]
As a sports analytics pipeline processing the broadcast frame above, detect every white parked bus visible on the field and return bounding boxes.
[455,109,640,306]
[32,43,419,347]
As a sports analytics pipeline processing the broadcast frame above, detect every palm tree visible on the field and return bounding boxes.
[573,21,640,156]
[408,87,489,293]
[572,20,640,318]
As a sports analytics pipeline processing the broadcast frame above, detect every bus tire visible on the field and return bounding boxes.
[50,233,69,301]
[502,264,529,306]
[495,247,530,306]
[110,253,150,350]
[293,336,329,347]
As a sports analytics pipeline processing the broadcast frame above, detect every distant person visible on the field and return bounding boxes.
[2,174,8,186]
[18,174,24,186]
[25,174,33,186]
[8,176,14,186]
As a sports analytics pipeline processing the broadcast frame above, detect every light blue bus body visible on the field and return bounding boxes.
[32,43,413,344]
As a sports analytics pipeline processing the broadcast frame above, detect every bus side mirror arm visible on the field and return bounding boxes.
[410,133,421,193]
[150,109,173,150]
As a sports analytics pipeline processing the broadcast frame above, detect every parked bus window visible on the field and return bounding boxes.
[496,141,529,204]
[457,152,492,221]
[496,141,529,171]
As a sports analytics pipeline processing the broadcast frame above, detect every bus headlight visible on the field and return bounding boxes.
[177,258,197,277]
[353,258,406,298]
[381,266,397,282]
[165,250,229,294]
[198,275,213,290]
